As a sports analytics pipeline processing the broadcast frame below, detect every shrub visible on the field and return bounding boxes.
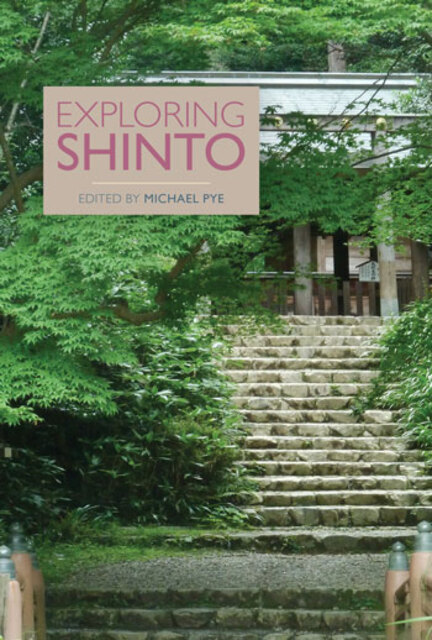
[0,446,65,532]
[365,297,432,450]
[1,322,252,532]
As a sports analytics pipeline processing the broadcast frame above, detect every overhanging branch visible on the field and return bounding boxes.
[53,241,206,326]
[0,164,42,212]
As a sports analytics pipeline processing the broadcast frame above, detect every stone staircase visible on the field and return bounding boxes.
[224,315,432,529]
[46,316,431,640]
[47,552,387,640]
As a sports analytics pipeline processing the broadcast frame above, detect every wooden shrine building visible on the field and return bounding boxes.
[133,69,430,317]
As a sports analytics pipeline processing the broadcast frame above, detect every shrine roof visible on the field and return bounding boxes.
[126,71,428,118]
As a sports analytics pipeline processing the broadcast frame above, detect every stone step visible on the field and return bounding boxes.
[235,383,372,397]
[230,346,380,360]
[256,475,432,492]
[225,315,383,327]
[289,324,382,337]
[185,526,418,554]
[243,449,420,463]
[224,358,380,370]
[245,505,432,526]
[244,436,404,451]
[239,409,396,424]
[241,460,426,476]
[47,606,384,633]
[47,584,383,612]
[225,326,383,338]
[236,397,357,410]
[234,335,376,347]
[48,631,385,640]
[44,526,417,556]
[254,489,432,507]
[245,423,398,437]
[226,370,379,383]
[298,324,382,336]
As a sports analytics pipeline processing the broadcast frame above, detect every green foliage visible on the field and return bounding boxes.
[67,324,252,525]
[79,415,250,525]
[259,112,375,235]
[1,0,432,533]
[0,446,65,531]
[36,531,214,584]
[365,299,432,451]
[2,323,253,530]
[0,199,255,425]
[127,0,432,73]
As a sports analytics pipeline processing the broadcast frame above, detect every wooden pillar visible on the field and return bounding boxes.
[327,41,346,72]
[378,240,399,316]
[294,223,313,315]
[327,43,350,315]
[375,127,399,317]
[333,229,350,314]
[316,236,327,272]
[411,239,429,300]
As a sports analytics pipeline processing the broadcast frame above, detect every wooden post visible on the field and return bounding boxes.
[411,239,429,300]
[378,240,399,316]
[375,126,399,317]
[333,229,350,315]
[10,524,35,640]
[294,223,313,315]
[410,521,432,640]
[327,41,346,72]
[316,236,327,272]
[327,43,351,316]
[0,545,22,640]
[385,542,410,640]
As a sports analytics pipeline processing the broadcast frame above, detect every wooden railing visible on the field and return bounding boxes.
[249,272,415,316]
[393,578,410,639]
[385,526,432,640]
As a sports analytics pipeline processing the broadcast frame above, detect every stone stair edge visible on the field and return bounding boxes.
[46,584,385,606]
[47,630,386,640]
[223,315,384,323]
[245,505,432,526]
[46,606,384,634]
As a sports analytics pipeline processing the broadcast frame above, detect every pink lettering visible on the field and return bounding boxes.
[136,133,171,170]
[174,134,205,170]
[101,101,117,127]
[206,134,245,170]
[134,102,161,127]
[57,133,79,170]
[84,133,116,170]
[57,102,73,128]
[221,102,245,127]
[75,101,99,127]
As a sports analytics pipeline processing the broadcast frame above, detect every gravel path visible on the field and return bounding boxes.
[64,552,387,592]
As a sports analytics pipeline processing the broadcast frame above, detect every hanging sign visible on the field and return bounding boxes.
[358,260,380,282]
